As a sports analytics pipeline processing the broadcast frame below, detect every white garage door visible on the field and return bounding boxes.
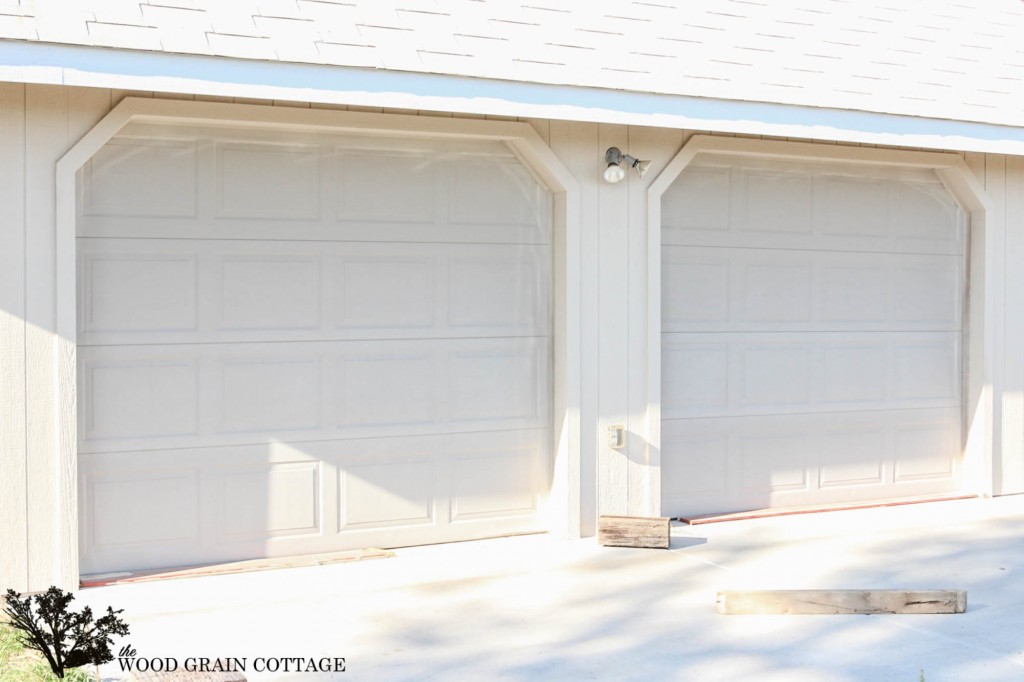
[661,154,965,517]
[77,122,552,574]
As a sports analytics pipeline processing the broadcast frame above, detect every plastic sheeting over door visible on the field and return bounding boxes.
[76,123,552,574]
[661,155,965,517]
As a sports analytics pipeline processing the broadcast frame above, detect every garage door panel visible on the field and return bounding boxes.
[447,156,550,228]
[739,433,810,493]
[220,359,323,434]
[448,346,548,423]
[79,239,550,345]
[81,359,200,442]
[82,137,199,219]
[662,408,959,516]
[739,344,811,407]
[334,430,546,532]
[895,263,961,325]
[79,219,550,246]
[334,338,548,433]
[79,251,199,334]
[893,424,959,481]
[448,253,547,330]
[819,429,887,488]
[662,431,729,499]
[821,345,888,403]
[819,175,889,238]
[661,165,731,233]
[661,342,731,412]
[81,468,201,555]
[80,428,548,573]
[78,124,553,575]
[895,181,963,245]
[217,462,321,541]
[334,255,436,329]
[219,255,323,331]
[663,259,731,324]
[79,129,551,246]
[451,451,538,520]
[663,246,963,332]
[215,141,322,221]
[662,155,965,518]
[821,265,889,324]
[80,337,548,453]
[663,331,960,419]
[338,150,436,223]
[893,340,961,401]
[662,158,963,256]
[340,459,436,530]
[739,168,814,235]
[742,262,812,322]
[335,351,439,428]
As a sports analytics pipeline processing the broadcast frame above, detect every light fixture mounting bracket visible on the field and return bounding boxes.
[604,146,650,182]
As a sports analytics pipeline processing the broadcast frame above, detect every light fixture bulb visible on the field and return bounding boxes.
[603,163,627,183]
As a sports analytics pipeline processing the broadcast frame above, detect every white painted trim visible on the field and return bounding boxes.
[54,97,583,587]
[644,135,995,516]
[6,41,1024,156]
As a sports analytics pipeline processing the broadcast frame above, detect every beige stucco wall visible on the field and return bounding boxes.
[2,82,1022,592]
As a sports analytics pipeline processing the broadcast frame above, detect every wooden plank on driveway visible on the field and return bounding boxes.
[598,515,670,548]
[717,589,967,615]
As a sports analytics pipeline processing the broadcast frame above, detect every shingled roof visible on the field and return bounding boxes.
[2,0,1023,128]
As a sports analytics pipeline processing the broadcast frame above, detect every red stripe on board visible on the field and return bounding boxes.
[679,494,978,525]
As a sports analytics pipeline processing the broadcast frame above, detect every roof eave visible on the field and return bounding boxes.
[3,39,1024,156]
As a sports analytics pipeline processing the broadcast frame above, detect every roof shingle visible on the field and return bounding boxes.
[3,0,1024,127]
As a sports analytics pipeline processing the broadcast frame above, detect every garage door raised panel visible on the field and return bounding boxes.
[662,154,965,516]
[77,123,553,574]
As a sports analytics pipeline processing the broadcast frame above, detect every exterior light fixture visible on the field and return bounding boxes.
[603,147,650,183]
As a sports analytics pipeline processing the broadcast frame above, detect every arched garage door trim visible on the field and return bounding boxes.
[55,97,581,586]
[643,135,993,517]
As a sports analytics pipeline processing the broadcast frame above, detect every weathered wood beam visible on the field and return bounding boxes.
[717,589,967,615]
[598,515,671,549]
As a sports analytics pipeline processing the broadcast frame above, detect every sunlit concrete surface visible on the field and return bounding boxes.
[81,496,1024,681]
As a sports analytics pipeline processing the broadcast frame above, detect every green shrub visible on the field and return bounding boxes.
[1,623,93,681]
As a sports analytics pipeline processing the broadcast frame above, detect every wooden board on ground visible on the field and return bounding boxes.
[717,589,967,615]
[598,515,671,549]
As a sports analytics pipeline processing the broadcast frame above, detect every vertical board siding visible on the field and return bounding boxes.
[549,119,601,536]
[0,83,28,591]
[2,84,114,591]
[524,118,551,146]
[963,150,1023,496]
[987,155,1008,493]
[24,85,69,588]
[597,122,630,516]
[1003,156,1024,494]
[625,125,685,515]
[964,152,986,184]
[962,150,989,495]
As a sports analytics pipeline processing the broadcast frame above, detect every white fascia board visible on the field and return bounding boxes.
[3,39,1024,156]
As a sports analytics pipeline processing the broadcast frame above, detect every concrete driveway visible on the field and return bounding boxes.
[82,496,1024,681]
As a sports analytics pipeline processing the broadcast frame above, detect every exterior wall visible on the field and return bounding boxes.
[1,83,112,593]
[2,82,1023,591]
[980,153,1024,496]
